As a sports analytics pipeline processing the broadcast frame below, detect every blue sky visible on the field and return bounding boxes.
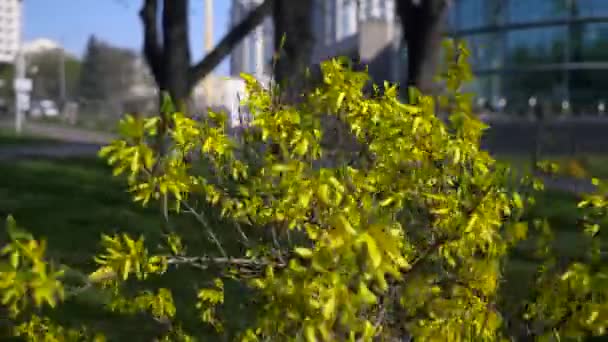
[23,0,231,75]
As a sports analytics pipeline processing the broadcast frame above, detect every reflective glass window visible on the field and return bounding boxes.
[506,26,567,65]
[577,0,608,17]
[507,0,566,24]
[463,33,504,69]
[581,23,608,60]
[451,0,485,30]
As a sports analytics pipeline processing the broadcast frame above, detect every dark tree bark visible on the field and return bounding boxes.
[396,0,449,94]
[272,0,315,102]
[140,0,163,89]
[139,0,275,106]
[162,0,191,104]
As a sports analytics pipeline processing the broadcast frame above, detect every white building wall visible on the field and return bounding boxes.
[0,0,21,63]
[229,0,273,79]
[359,0,396,23]
[230,0,400,85]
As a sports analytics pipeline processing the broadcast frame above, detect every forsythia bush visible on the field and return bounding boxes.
[1,40,607,341]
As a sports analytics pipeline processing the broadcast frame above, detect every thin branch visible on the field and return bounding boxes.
[188,0,275,88]
[232,220,251,246]
[167,255,286,270]
[271,226,285,263]
[182,201,228,257]
[286,228,293,246]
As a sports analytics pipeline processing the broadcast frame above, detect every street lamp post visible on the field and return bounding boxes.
[58,47,66,108]
[13,0,30,135]
[13,50,28,135]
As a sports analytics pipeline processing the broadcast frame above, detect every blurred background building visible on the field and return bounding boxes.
[229,0,274,80]
[229,0,401,85]
[448,0,608,116]
[0,0,21,64]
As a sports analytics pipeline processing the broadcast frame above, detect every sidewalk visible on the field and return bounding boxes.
[0,120,116,145]
[0,120,601,196]
[0,143,102,161]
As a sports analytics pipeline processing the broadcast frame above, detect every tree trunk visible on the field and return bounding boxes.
[140,0,275,108]
[396,0,449,94]
[162,0,191,107]
[272,0,315,102]
[140,0,163,89]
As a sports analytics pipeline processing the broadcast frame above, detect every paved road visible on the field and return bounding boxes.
[0,119,601,195]
[537,175,598,195]
[0,143,103,161]
[0,143,600,196]
[0,120,116,145]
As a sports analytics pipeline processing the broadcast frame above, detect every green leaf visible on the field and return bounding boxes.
[512,192,523,209]
[294,247,313,259]
[294,139,309,155]
[361,233,382,268]
[271,164,291,173]
[123,259,131,280]
[160,92,176,114]
[304,325,317,342]
[317,184,332,205]
[358,282,377,305]
[412,117,422,134]
[331,214,357,235]
[336,92,346,109]
[322,294,336,319]
[298,191,312,208]
[6,215,33,241]
[380,197,395,207]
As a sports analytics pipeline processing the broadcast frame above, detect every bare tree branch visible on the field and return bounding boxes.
[139,0,163,86]
[188,0,275,88]
[167,255,286,270]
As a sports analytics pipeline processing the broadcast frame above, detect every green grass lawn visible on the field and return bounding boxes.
[496,153,608,180]
[0,156,606,340]
[0,158,255,341]
[0,129,62,146]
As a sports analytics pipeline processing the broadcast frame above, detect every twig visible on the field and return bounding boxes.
[232,220,251,246]
[182,201,227,257]
[271,226,285,264]
[166,255,287,270]
[286,228,293,246]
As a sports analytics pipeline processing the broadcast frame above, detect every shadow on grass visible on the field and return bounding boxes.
[0,129,62,147]
[1,156,606,340]
[0,157,258,341]
[499,188,608,339]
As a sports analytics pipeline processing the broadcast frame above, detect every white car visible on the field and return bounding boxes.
[29,100,59,118]
[39,100,59,117]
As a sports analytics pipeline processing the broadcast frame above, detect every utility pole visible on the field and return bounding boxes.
[205,0,214,54]
[201,0,214,108]
[14,0,29,135]
[58,47,66,107]
[14,50,25,135]
[57,35,67,112]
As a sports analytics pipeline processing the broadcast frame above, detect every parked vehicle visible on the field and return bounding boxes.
[28,99,59,118]
[0,98,8,116]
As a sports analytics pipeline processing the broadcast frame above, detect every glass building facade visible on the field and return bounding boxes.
[447,0,608,115]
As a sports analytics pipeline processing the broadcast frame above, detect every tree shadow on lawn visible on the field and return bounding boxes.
[0,157,258,341]
[1,157,606,340]
[500,189,608,340]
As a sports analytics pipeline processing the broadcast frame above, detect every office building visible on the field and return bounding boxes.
[447,0,608,114]
[0,0,21,63]
[229,0,400,83]
[229,0,274,79]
